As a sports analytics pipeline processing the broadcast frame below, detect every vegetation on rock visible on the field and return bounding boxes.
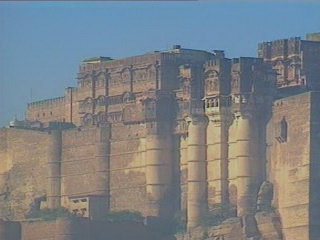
[103,210,144,222]
[26,207,76,221]
[199,203,236,227]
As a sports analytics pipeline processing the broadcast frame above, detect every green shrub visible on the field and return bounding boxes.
[257,204,276,213]
[103,210,144,222]
[26,207,76,221]
[172,210,187,233]
[200,203,236,227]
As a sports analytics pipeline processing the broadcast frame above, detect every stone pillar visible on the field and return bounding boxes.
[92,139,109,217]
[145,134,172,218]
[65,87,73,123]
[207,113,229,207]
[47,130,62,209]
[235,113,256,216]
[186,116,208,228]
[93,140,109,197]
[227,117,238,207]
[0,221,21,240]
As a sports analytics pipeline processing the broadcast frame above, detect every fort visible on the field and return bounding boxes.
[1,32,320,240]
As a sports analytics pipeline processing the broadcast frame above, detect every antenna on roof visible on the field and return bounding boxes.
[30,88,33,102]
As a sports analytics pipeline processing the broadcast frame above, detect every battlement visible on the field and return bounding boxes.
[204,57,230,69]
[79,52,161,73]
[27,96,65,108]
[258,34,320,61]
[79,46,215,74]
[232,57,263,65]
[307,32,320,42]
[0,218,158,240]
[257,34,320,90]
[83,56,113,63]
[258,37,301,60]
[26,96,67,125]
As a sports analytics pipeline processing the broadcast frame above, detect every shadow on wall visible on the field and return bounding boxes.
[0,218,162,240]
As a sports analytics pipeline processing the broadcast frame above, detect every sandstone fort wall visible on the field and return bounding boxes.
[1,34,320,239]
[0,219,157,240]
[0,128,50,219]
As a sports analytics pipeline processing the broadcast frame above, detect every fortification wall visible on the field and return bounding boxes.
[27,97,66,125]
[177,136,188,213]
[301,41,320,90]
[24,220,85,240]
[0,129,9,174]
[61,126,110,207]
[109,123,149,215]
[0,128,51,220]
[267,92,312,240]
[309,92,320,239]
[3,39,320,239]
[206,113,230,207]
[19,218,157,240]
[0,220,21,240]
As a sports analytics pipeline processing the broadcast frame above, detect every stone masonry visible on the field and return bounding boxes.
[0,33,320,240]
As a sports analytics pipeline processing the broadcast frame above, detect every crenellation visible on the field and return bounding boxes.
[27,96,65,107]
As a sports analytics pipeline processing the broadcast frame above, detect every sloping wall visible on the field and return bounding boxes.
[0,128,51,220]
[267,92,312,240]
[20,219,158,240]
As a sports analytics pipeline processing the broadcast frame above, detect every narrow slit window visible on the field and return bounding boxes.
[275,117,288,143]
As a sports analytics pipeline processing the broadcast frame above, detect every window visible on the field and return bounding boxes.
[275,117,288,143]
[73,209,79,213]
[107,95,123,105]
[80,208,87,216]
[280,117,288,142]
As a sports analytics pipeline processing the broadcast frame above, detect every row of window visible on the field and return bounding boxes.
[72,208,87,216]
[35,112,66,123]
[37,111,53,117]
[82,111,123,125]
[72,198,87,203]
[79,71,155,88]
[79,94,136,110]
[205,95,247,108]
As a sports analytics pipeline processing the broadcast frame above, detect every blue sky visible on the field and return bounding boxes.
[0,2,320,127]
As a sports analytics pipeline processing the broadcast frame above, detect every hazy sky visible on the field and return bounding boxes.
[1,2,320,127]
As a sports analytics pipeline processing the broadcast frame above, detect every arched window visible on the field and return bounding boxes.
[275,117,288,143]
[280,117,288,142]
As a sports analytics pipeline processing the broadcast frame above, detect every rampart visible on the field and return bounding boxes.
[1,33,320,240]
[0,219,158,240]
